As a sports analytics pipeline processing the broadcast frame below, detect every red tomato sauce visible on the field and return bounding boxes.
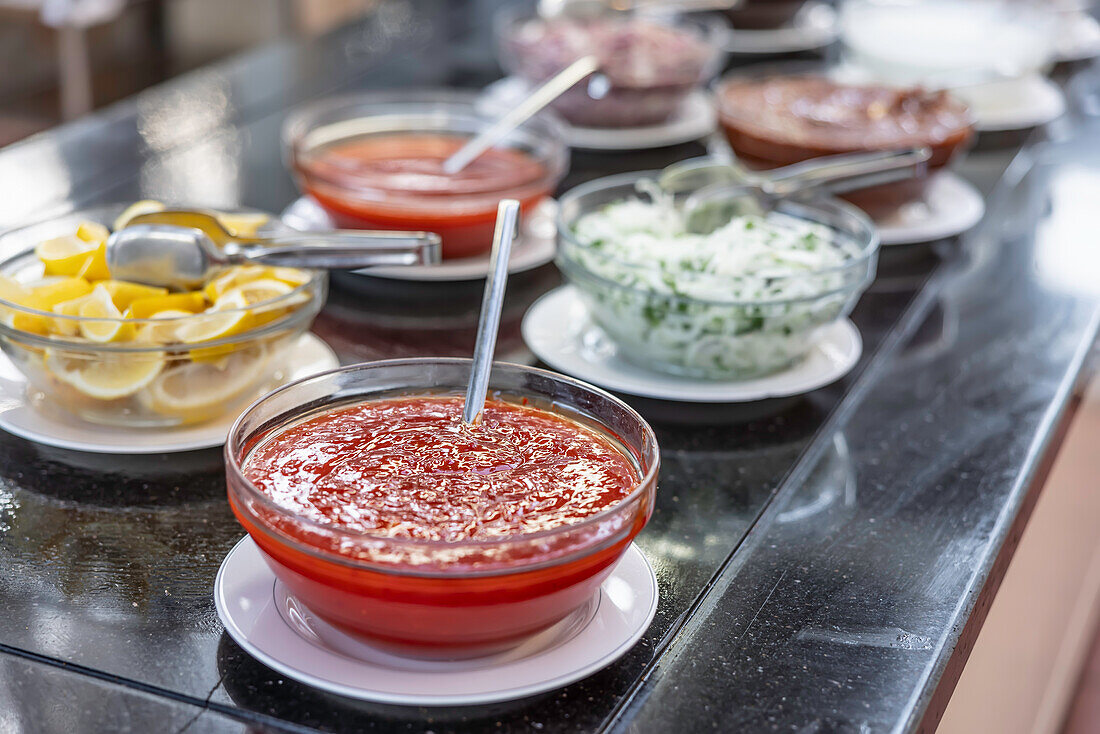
[233,396,645,656]
[298,135,552,259]
[243,396,639,542]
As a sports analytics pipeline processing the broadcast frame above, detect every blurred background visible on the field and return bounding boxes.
[0,0,383,145]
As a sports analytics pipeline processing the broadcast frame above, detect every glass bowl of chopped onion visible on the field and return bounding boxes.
[555,171,879,379]
[0,203,326,427]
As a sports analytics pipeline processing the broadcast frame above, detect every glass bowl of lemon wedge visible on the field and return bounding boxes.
[0,201,327,428]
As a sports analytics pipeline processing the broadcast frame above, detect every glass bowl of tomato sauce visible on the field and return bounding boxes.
[226,358,658,659]
[282,91,569,260]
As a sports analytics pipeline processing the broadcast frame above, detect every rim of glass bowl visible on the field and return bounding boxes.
[224,357,661,578]
[281,88,570,194]
[710,61,978,137]
[0,205,326,353]
[493,1,730,87]
[555,169,880,307]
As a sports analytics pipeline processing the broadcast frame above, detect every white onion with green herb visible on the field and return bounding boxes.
[560,189,865,379]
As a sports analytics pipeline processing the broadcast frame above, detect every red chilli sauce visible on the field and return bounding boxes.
[298,134,552,259]
[243,396,639,543]
[235,396,645,655]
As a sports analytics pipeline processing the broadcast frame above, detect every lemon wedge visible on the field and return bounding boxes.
[50,293,95,336]
[0,278,92,335]
[0,276,43,333]
[0,275,31,304]
[98,280,169,310]
[129,291,206,319]
[136,309,193,344]
[75,242,111,281]
[215,212,269,237]
[75,221,109,244]
[145,345,268,422]
[45,350,164,401]
[30,277,93,307]
[78,285,134,342]
[113,200,165,231]
[37,235,99,277]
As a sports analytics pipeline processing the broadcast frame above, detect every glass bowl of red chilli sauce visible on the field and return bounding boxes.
[226,358,658,659]
[282,91,569,260]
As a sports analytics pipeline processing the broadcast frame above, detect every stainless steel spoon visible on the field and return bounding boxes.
[660,148,932,234]
[106,210,442,290]
[442,55,599,174]
[462,199,521,425]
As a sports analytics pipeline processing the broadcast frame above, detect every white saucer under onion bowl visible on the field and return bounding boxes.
[282,196,558,282]
[522,286,862,403]
[876,172,985,246]
[722,1,839,56]
[215,536,658,706]
[0,333,339,454]
[478,79,717,151]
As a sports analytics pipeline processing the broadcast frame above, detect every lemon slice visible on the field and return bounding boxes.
[264,266,312,288]
[129,291,206,319]
[113,200,165,231]
[45,350,164,401]
[215,212,269,237]
[202,266,266,302]
[145,345,269,421]
[78,285,134,343]
[135,309,193,344]
[174,291,251,343]
[220,278,293,306]
[98,280,169,310]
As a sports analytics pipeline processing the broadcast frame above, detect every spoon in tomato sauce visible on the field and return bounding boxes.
[463,199,522,424]
[442,55,599,174]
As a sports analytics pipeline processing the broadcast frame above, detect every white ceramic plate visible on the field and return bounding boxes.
[1055,11,1100,62]
[831,64,1065,132]
[215,535,658,706]
[876,172,985,246]
[0,333,339,454]
[722,1,839,55]
[281,197,558,282]
[522,286,862,403]
[965,74,1067,132]
[479,79,716,151]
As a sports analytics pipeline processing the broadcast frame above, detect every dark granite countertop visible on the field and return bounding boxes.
[0,2,1097,732]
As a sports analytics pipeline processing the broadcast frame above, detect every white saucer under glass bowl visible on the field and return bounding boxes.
[522,286,862,403]
[875,172,985,246]
[828,63,1066,133]
[215,535,658,706]
[282,196,558,282]
[478,79,717,151]
[1055,10,1100,62]
[835,0,1064,133]
[722,1,839,56]
[0,333,339,454]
